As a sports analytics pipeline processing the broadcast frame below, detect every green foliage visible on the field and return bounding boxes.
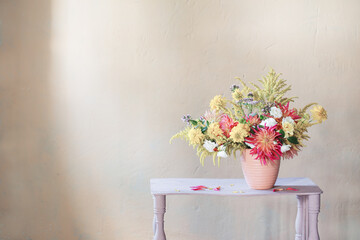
[298,103,317,116]
[229,101,246,119]
[293,120,312,149]
[251,68,296,105]
[287,136,299,144]
[201,126,208,133]
[239,118,246,124]
[190,120,198,126]
[279,129,285,138]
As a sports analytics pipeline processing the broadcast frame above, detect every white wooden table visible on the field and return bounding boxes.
[150,177,322,240]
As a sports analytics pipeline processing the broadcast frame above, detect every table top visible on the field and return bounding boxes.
[150,177,322,197]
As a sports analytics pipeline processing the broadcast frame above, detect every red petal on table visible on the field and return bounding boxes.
[273,188,284,192]
[190,185,207,191]
[214,186,221,191]
[286,187,299,191]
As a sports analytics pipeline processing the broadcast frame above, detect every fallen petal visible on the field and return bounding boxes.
[190,185,208,191]
[273,188,284,192]
[214,186,221,191]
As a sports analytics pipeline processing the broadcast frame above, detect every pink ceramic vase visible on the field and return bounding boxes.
[241,149,281,190]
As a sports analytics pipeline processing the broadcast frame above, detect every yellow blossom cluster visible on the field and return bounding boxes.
[207,122,223,139]
[311,105,327,123]
[210,95,226,112]
[188,128,205,146]
[230,124,250,143]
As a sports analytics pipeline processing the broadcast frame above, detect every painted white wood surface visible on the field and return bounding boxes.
[151,178,322,240]
[151,177,322,196]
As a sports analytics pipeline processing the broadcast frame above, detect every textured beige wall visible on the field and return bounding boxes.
[0,0,359,239]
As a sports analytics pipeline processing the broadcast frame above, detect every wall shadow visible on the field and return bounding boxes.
[0,1,78,239]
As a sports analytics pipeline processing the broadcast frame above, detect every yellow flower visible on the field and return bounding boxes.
[310,105,327,123]
[210,95,227,111]
[282,122,294,138]
[188,128,205,146]
[232,89,243,101]
[230,124,250,143]
[207,122,223,139]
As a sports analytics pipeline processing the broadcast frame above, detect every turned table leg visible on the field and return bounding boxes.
[295,195,306,240]
[153,195,166,240]
[308,194,320,240]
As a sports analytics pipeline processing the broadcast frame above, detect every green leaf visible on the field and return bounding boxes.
[201,126,208,133]
[190,120,198,126]
[239,118,246,124]
[279,129,285,138]
[260,115,265,120]
[250,128,255,134]
[287,136,299,144]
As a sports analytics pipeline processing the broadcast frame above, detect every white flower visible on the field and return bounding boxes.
[260,118,277,127]
[217,151,228,158]
[218,145,226,151]
[270,107,282,118]
[217,145,228,158]
[281,144,291,153]
[282,116,295,125]
[203,140,218,153]
[245,142,255,149]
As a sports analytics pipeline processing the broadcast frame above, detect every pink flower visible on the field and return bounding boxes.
[278,102,301,122]
[219,114,238,138]
[245,125,282,164]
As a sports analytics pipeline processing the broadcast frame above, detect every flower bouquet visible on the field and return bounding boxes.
[170,69,327,189]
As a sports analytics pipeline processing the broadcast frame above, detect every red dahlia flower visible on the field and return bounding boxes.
[245,125,282,165]
[278,102,301,122]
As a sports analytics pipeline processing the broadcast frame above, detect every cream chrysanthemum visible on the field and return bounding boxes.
[232,89,243,102]
[229,124,250,143]
[210,95,227,111]
[282,122,294,138]
[188,128,205,146]
[310,105,327,123]
[207,122,223,139]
